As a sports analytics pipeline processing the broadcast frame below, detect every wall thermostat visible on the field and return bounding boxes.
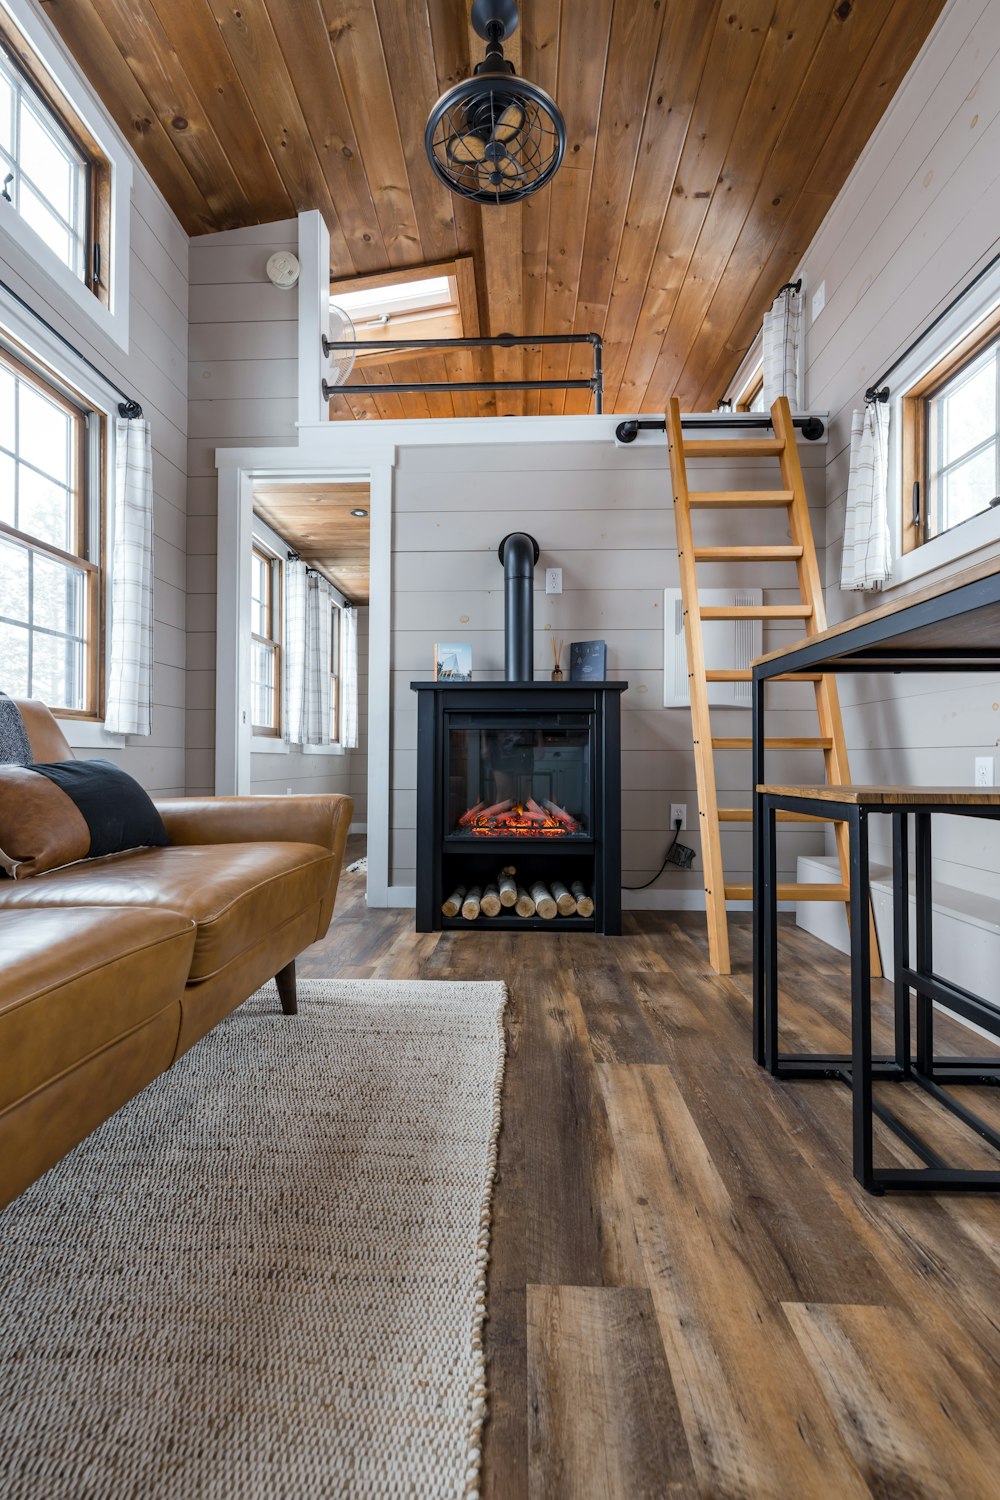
[265,251,300,289]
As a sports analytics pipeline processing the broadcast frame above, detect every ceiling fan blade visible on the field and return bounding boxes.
[446,130,487,164]
[492,102,525,142]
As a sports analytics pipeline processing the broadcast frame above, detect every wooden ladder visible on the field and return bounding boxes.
[667,394,879,976]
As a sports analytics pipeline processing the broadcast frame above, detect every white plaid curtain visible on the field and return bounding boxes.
[285,562,334,745]
[105,418,154,736]
[340,605,358,750]
[762,285,802,407]
[841,401,892,592]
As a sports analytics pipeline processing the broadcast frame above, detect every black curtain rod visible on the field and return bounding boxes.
[0,275,143,418]
[865,245,1000,403]
[616,414,825,443]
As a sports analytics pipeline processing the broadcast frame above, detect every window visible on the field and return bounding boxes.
[902,304,1000,552]
[251,544,281,735]
[736,368,766,413]
[0,344,99,715]
[330,602,341,744]
[0,9,110,301]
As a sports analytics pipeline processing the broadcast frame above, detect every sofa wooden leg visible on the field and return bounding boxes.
[275,960,297,1016]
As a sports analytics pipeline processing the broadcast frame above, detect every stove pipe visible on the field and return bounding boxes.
[498,532,540,682]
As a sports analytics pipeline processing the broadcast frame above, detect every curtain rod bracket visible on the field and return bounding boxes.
[865,385,890,404]
[117,399,143,419]
[778,278,802,296]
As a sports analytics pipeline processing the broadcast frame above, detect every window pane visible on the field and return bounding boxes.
[0,364,13,452]
[20,103,74,222]
[941,356,996,466]
[0,450,13,529]
[0,619,28,697]
[31,626,82,711]
[18,377,71,484]
[0,535,29,621]
[32,551,85,635]
[18,464,72,550]
[251,553,269,637]
[251,639,276,728]
[18,178,74,268]
[0,70,13,157]
[937,444,996,534]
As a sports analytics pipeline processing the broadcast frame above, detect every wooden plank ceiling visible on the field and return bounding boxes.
[253,482,371,601]
[47,0,946,419]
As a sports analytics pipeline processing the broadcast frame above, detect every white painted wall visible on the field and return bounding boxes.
[795,0,1000,900]
[0,23,189,794]
[388,436,830,899]
[187,219,301,795]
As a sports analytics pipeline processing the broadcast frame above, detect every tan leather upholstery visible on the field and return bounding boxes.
[0,842,334,980]
[0,763,91,878]
[0,701,354,1210]
[0,906,195,1210]
[14,699,74,763]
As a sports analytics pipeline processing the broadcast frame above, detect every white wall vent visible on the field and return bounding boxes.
[663,587,763,708]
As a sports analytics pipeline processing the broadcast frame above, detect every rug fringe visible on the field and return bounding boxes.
[463,982,508,1500]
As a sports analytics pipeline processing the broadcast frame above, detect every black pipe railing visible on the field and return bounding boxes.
[615,414,825,444]
[323,331,604,411]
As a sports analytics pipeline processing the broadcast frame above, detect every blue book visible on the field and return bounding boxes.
[570,639,606,682]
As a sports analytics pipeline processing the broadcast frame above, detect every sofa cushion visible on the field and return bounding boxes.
[0,842,334,982]
[0,760,168,879]
[0,906,196,1115]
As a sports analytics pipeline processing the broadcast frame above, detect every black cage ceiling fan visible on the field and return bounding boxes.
[424,0,566,205]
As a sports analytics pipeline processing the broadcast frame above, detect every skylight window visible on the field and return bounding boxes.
[331,275,453,327]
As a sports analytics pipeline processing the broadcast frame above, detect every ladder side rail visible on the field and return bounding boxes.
[667,397,732,975]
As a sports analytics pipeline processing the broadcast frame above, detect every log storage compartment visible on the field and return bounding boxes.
[412,682,626,933]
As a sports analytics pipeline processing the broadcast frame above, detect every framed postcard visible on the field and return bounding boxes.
[435,642,473,681]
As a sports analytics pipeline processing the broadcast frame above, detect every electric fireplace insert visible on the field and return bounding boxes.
[412,682,625,933]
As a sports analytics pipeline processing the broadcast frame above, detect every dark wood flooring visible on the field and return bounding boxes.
[301,839,1000,1499]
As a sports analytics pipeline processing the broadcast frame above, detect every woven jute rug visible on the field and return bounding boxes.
[0,977,507,1500]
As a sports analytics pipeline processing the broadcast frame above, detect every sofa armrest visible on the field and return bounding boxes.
[155,794,354,944]
[155,795,353,856]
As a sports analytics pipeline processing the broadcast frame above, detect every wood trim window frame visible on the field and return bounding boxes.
[0,339,103,718]
[736,368,764,413]
[250,542,282,738]
[900,301,1000,556]
[0,0,131,351]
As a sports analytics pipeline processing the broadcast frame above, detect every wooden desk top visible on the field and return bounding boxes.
[754,553,1000,673]
[757,784,1000,806]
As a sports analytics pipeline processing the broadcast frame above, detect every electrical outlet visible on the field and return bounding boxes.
[670,803,687,830]
[545,567,563,595]
[975,756,994,788]
[811,280,826,322]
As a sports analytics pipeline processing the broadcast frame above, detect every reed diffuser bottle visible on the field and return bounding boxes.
[551,638,564,681]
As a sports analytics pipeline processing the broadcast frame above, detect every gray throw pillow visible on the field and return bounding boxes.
[0,694,31,767]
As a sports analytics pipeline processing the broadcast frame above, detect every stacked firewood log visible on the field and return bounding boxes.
[442,866,594,921]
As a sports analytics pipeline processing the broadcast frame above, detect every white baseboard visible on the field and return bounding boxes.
[386,885,417,908]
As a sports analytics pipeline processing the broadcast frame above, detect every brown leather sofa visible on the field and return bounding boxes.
[0,701,353,1209]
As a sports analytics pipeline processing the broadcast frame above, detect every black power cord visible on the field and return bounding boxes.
[623,817,696,891]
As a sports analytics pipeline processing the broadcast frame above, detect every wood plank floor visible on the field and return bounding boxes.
[302,840,1000,1499]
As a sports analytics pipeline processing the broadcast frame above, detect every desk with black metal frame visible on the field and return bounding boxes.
[751,557,1000,1191]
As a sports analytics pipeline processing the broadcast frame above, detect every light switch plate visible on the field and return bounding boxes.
[545,568,563,595]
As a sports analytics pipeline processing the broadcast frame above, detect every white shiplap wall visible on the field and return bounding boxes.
[797,0,1000,897]
[0,166,189,794]
[389,438,830,898]
[187,220,301,795]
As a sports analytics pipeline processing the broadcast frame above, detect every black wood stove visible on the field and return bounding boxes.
[412,533,625,934]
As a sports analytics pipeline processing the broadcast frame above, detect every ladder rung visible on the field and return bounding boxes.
[712,736,833,750]
[700,604,812,620]
[693,545,804,561]
[704,669,823,682]
[688,488,794,507]
[682,438,785,458]
[717,808,841,824]
[724,883,851,902]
